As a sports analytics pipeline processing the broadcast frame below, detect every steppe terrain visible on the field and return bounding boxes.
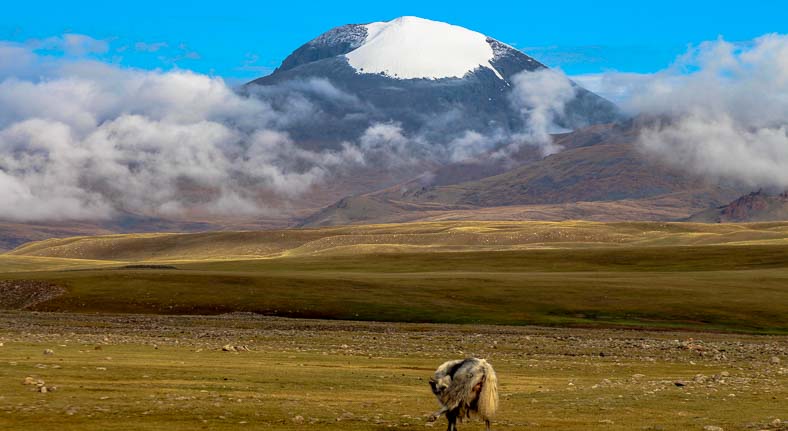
[2,221,788,333]
[1,221,786,430]
[0,312,785,431]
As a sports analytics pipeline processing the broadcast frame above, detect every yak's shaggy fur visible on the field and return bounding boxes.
[429,357,499,431]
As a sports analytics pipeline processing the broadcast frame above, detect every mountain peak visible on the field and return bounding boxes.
[345,16,504,80]
[250,17,621,145]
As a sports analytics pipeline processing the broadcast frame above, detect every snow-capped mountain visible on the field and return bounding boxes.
[345,16,506,80]
[248,16,620,146]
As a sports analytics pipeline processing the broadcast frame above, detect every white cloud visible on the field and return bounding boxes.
[569,34,788,189]
[640,115,788,188]
[626,35,788,188]
[0,44,372,221]
[31,33,109,56]
[134,41,168,52]
[569,72,653,106]
[507,68,576,156]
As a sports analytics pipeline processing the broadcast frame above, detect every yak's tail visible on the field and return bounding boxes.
[477,359,499,419]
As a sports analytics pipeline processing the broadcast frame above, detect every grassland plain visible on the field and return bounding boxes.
[2,221,788,333]
[0,312,785,431]
[1,221,787,430]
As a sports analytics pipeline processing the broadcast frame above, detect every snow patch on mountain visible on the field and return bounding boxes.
[345,16,504,80]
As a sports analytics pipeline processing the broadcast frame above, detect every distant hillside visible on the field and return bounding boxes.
[689,191,788,222]
[303,122,744,227]
[8,221,788,263]
[0,223,117,253]
[4,221,788,333]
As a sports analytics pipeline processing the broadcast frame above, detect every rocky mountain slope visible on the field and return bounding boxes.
[689,190,788,222]
[301,121,745,226]
[248,16,620,146]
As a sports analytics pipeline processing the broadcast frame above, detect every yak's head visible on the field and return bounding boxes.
[429,376,450,396]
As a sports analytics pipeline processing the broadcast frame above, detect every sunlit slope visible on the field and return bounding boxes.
[3,221,788,333]
[8,221,788,262]
[0,255,119,272]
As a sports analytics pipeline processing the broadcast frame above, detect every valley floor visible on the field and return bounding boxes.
[0,312,785,431]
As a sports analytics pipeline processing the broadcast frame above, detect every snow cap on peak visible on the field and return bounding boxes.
[345,16,503,80]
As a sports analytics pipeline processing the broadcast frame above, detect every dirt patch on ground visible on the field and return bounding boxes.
[0,281,66,310]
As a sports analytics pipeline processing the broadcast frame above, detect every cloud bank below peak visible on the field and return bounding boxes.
[573,34,788,189]
[0,34,586,222]
[2,30,787,223]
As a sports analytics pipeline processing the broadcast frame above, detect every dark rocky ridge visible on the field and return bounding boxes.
[689,190,788,222]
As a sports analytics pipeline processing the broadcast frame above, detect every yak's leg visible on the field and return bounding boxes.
[485,419,492,431]
[445,410,457,431]
[429,405,449,422]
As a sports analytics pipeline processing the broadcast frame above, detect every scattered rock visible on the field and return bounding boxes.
[336,412,354,421]
[770,356,781,365]
[292,415,305,424]
[43,349,54,355]
[771,419,782,427]
[0,280,66,310]
[674,380,687,387]
[702,426,723,431]
[222,344,237,352]
[22,376,52,392]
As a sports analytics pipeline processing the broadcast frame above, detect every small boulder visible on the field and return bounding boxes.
[43,349,54,356]
[674,380,687,387]
[336,412,354,421]
[770,356,781,365]
[702,426,723,431]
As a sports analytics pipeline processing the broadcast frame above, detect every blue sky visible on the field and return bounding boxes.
[2,0,786,80]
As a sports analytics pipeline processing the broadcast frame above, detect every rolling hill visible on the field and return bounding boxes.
[303,122,744,226]
[9,220,788,262]
[3,221,788,333]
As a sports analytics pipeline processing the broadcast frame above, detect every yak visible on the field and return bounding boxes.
[428,357,499,431]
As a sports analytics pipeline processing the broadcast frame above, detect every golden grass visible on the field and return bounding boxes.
[2,221,788,333]
[7,221,788,263]
[0,313,785,431]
